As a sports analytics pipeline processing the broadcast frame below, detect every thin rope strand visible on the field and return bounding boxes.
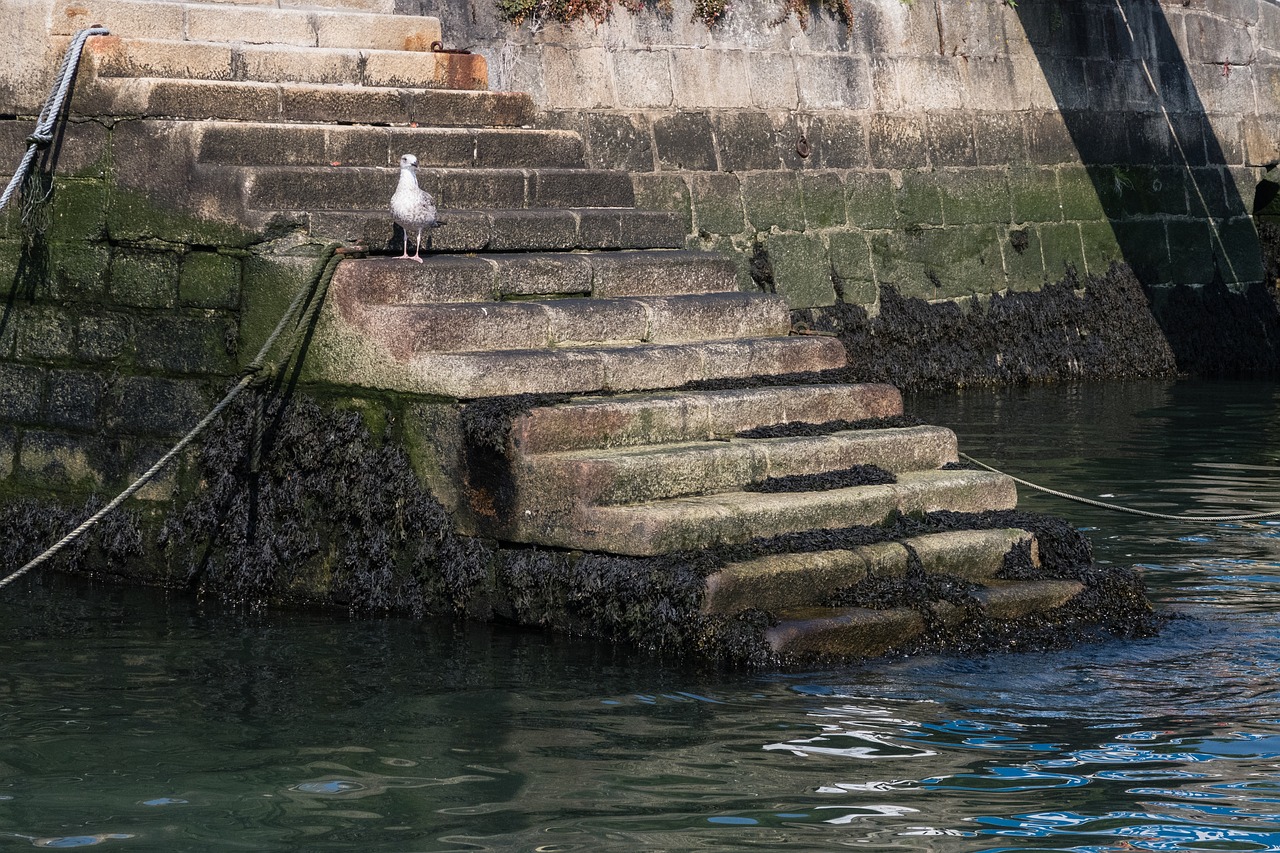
[960,452,1280,523]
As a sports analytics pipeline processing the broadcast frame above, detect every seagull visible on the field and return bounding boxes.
[389,153,438,263]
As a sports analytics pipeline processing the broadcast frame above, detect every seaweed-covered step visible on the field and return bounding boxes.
[703,528,1037,615]
[56,1,441,49]
[81,37,489,91]
[525,468,1017,555]
[72,78,535,126]
[509,384,905,454]
[355,292,790,354]
[307,208,685,252]
[242,165,634,211]
[514,425,960,509]
[331,252,739,305]
[764,578,1086,659]
[195,123,585,169]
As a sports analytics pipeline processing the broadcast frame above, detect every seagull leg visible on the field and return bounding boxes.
[397,226,411,259]
[411,228,425,263]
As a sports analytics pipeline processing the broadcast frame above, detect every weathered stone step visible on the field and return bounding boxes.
[196,122,585,169]
[305,208,685,253]
[766,606,927,658]
[703,528,1036,615]
[518,425,958,507]
[332,252,737,305]
[765,578,1086,658]
[407,335,848,398]
[357,291,791,354]
[242,165,635,211]
[213,0,395,10]
[531,468,1016,555]
[72,78,535,126]
[56,0,441,50]
[510,384,904,454]
[82,36,487,91]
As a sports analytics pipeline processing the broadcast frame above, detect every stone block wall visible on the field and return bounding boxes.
[417,0,1279,309]
[0,117,305,510]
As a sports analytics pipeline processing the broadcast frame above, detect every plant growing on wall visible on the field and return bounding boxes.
[498,0,1016,35]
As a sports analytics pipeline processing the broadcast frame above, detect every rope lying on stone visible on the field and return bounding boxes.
[0,27,109,216]
[961,452,1280,523]
[0,243,345,591]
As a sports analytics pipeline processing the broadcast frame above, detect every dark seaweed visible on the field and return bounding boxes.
[806,264,1180,392]
[744,464,895,493]
[736,415,925,439]
[159,393,483,616]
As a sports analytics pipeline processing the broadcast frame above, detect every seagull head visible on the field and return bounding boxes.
[399,153,418,171]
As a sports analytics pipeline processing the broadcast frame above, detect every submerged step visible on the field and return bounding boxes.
[766,606,928,659]
[509,384,905,454]
[764,578,1085,659]
[518,425,958,507]
[82,36,488,91]
[529,468,1016,555]
[703,528,1037,615]
[72,78,535,126]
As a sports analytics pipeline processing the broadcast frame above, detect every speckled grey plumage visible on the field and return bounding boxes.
[390,153,438,262]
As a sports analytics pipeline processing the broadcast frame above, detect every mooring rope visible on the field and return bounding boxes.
[0,26,109,216]
[960,452,1280,523]
[0,243,345,591]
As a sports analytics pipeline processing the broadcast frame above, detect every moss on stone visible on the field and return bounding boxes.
[801,172,847,230]
[765,231,834,308]
[845,171,897,230]
[49,179,108,242]
[742,172,804,233]
[179,251,242,310]
[1056,165,1107,220]
[110,247,179,309]
[106,187,256,248]
[1008,167,1063,224]
[938,168,1011,225]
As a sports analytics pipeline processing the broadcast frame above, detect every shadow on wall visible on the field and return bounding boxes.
[1012,0,1280,374]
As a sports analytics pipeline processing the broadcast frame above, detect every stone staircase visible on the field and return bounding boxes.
[56,0,1096,660]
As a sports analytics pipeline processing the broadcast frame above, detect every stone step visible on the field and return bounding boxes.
[765,578,1086,658]
[81,36,487,91]
[766,606,928,659]
[231,0,396,10]
[509,384,905,454]
[523,468,1016,555]
[241,165,635,211]
[356,291,791,354]
[331,252,737,305]
[517,425,958,507]
[56,1,441,50]
[305,208,685,253]
[703,528,1037,615]
[406,335,848,398]
[72,78,536,126]
[195,122,585,169]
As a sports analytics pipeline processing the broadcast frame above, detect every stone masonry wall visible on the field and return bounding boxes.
[0,116,323,524]
[416,0,1280,310]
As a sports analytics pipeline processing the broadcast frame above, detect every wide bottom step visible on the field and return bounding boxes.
[766,579,1086,659]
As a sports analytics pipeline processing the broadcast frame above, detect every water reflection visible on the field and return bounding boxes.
[0,380,1278,850]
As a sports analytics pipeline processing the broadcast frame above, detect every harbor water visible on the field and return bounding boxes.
[1,378,1279,851]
